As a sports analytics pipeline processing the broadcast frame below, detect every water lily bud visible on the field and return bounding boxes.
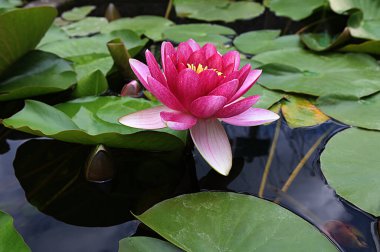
[85,144,114,183]
[121,80,141,97]
[105,3,121,21]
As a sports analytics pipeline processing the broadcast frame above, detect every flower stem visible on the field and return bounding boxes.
[164,0,173,20]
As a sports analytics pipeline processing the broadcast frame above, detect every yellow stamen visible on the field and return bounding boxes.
[187,63,223,76]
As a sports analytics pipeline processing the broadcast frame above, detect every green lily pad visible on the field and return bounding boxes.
[0,0,21,9]
[253,48,380,98]
[329,0,380,40]
[321,128,380,216]
[62,17,108,37]
[245,84,283,109]
[119,237,181,252]
[301,29,350,52]
[72,70,108,98]
[316,92,380,130]
[61,5,95,21]
[163,24,235,46]
[340,40,380,55]
[264,0,326,20]
[174,0,264,22]
[234,30,300,55]
[0,50,76,101]
[137,192,338,252]
[2,97,187,150]
[0,6,57,75]
[102,15,174,41]
[74,56,114,80]
[0,211,30,252]
[37,25,69,47]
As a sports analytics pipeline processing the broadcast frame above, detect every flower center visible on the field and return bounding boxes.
[187,63,223,76]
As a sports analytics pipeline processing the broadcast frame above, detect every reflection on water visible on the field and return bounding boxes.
[0,117,379,251]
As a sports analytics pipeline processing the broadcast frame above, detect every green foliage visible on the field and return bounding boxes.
[136,192,338,252]
[61,5,95,21]
[174,0,264,22]
[0,7,56,75]
[72,70,108,98]
[264,0,326,20]
[3,97,187,150]
[62,17,108,37]
[119,237,181,252]
[321,128,380,215]
[0,211,30,252]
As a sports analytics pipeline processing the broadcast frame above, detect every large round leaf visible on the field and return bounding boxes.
[61,5,95,21]
[0,6,56,75]
[119,237,181,252]
[0,211,30,252]
[101,15,174,41]
[137,192,338,251]
[317,92,380,131]
[0,50,76,101]
[253,48,380,98]
[2,97,186,151]
[264,0,326,20]
[62,17,108,37]
[174,0,264,22]
[321,128,380,216]
[234,30,300,55]
[329,0,380,40]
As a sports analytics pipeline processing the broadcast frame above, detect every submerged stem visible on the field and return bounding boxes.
[258,118,282,198]
[164,0,173,19]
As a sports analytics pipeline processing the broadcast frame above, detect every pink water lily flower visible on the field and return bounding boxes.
[119,39,279,176]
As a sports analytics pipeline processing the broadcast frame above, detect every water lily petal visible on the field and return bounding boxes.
[119,105,171,129]
[190,119,232,175]
[221,107,279,126]
[237,64,251,87]
[176,68,201,108]
[230,69,262,102]
[207,53,223,72]
[202,43,218,59]
[129,59,150,86]
[145,50,167,86]
[188,50,207,67]
[160,111,197,130]
[186,39,201,51]
[199,69,220,94]
[223,51,240,72]
[217,95,260,118]
[164,55,178,93]
[161,41,176,70]
[177,42,193,65]
[208,79,239,100]
[147,76,186,111]
[190,95,227,118]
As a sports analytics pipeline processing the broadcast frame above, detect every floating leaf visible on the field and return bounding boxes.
[340,40,380,55]
[102,16,174,41]
[0,0,22,9]
[0,6,56,75]
[3,97,186,150]
[264,0,326,20]
[163,24,235,46]
[234,30,300,55]
[0,50,76,101]
[62,17,108,37]
[253,48,380,98]
[321,128,380,216]
[329,0,380,40]
[37,25,68,47]
[316,92,380,131]
[301,29,350,52]
[0,211,30,252]
[74,56,114,80]
[61,5,95,21]
[281,95,329,128]
[119,237,181,252]
[245,84,283,109]
[174,0,264,22]
[72,70,108,98]
[137,192,338,251]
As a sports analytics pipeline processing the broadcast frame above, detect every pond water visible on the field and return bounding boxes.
[0,117,378,252]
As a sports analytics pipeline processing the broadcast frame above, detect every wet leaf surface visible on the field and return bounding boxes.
[119,237,181,252]
[0,210,30,252]
[264,0,326,20]
[61,5,95,21]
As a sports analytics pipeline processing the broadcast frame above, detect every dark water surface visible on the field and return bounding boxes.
[0,118,379,251]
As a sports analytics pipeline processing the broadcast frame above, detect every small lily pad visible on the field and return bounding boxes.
[0,50,76,101]
[61,5,95,21]
[62,17,108,37]
[2,97,187,150]
[234,30,300,55]
[245,84,283,109]
[102,15,174,41]
[340,40,380,55]
[264,0,326,20]
[321,128,380,216]
[174,0,264,22]
[119,237,181,252]
[301,29,350,52]
[137,192,338,251]
[316,92,380,131]
[0,211,30,252]
[253,48,380,98]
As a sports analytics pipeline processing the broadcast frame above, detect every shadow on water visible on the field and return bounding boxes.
[0,116,380,251]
